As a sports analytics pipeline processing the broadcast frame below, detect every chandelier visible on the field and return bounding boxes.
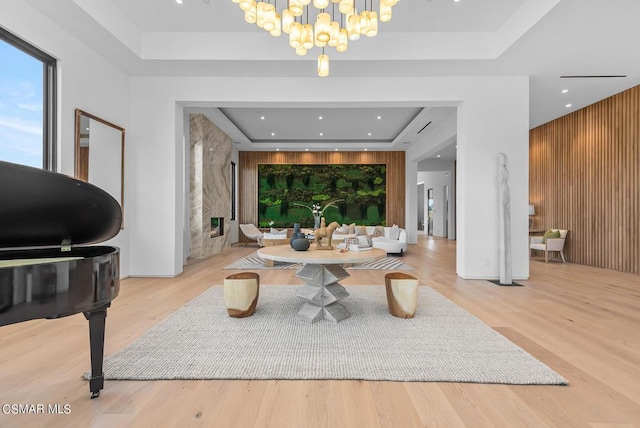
[231,0,400,77]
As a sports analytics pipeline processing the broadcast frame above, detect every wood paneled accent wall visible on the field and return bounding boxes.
[239,151,405,228]
[530,85,639,273]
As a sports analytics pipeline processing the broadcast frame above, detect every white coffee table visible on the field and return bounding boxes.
[257,246,386,323]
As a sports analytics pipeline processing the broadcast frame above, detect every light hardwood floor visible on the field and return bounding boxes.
[1,236,639,427]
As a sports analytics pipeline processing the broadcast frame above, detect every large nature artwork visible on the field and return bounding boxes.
[258,164,386,228]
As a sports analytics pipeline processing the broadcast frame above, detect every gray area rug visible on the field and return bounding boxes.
[90,286,567,385]
[224,252,413,270]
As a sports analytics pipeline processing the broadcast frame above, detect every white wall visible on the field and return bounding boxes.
[406,78,529,280]
[3,1,530,280]
[455,81,529,280]
[1,1,131,277]
[128,75,529,280]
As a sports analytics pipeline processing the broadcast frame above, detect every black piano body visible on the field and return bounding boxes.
[0,160,122,398]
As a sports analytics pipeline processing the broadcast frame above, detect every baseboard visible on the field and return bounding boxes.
[458,275,529,281]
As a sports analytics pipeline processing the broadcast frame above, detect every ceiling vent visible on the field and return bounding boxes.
[560,75,627,78]
[417,121,432,135]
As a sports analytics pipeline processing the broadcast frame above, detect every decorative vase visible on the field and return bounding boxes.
[313,215,321,230]
[291,237,310,251]
[291,223,302,246]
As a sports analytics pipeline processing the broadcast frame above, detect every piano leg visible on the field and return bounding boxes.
[83,304,110,399]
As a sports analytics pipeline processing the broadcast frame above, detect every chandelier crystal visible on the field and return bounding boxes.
[231,0,400,77]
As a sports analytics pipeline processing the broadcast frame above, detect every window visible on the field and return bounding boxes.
[230,161,236,221]
[0,28,56,170]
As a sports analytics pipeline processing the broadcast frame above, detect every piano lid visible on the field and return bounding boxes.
[0,161,122,248]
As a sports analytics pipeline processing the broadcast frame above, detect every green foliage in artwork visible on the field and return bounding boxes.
[336,178,351,189]
[257,164,386,227]
[312,194,331,202]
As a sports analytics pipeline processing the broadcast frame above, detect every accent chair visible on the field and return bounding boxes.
[239,223,264,247]
[530,229,568,263]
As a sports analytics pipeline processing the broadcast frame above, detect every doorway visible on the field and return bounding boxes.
[417,183,425,231]
[443,185,449,239]
[427,188,434,235]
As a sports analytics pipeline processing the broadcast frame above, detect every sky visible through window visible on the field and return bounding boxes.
[0,39,43,168]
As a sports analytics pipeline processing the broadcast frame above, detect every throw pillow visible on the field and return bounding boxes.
[372,225,385,237]
[334,225,349,234]
[542,229,560,243]
[348,223,356,234]
[552,229,568,238]
[389,224,400,240]
[355,226,367,236]
[357,235,373,247]
[270,227,287,236]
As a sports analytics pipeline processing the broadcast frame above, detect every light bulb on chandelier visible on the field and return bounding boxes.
[230,0,400,77]
[318,49,329,77]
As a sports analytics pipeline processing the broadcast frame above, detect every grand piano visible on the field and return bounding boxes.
[0,160,121,398]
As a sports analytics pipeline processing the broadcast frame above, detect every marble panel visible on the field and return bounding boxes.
[190,114,232,258]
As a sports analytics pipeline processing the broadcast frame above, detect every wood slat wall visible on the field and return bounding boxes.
[239,151,405,228]
[530,85,639,273]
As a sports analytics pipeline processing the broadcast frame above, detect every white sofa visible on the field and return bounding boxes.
[332,225,408,255]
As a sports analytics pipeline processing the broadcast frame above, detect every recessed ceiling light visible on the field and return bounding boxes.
[364,148,368,151]
[86,127,90,131]
[318,116,323,120]
[561,89,569,94]
[437,155,441,158]
[176,0,183,4]
[276,148,280,151]
[565,103,572,108]
[271,132,275,136]
[335,148,338,151]
[319,132,324,136]
[367,132,372,136]
[305,148,309,151]
[377,116,382,120]
[260,116,265,120]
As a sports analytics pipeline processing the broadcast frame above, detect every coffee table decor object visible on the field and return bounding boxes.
[290,222,308,250]
[291,237,310,251]
[313,219,340,250]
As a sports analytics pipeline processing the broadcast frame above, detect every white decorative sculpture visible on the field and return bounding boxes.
[498,153,512,285]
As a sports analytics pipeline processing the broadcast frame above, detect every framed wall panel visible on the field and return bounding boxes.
[239,151,406,229]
